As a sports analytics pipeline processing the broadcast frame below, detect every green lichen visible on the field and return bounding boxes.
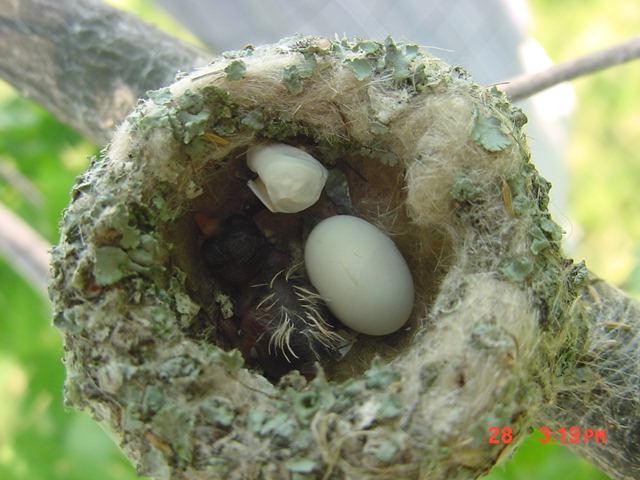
[539,216,563,241]
[529,225,551,255]
[176,110,209,143]
[94,246,132,286]
[567,260,589,294]
[142,385,166,417]
[283,65,305,94]
[452,175,484,203]
[151,404,195,464]
[280,50,318,94]
[346,57,374,81]
[208,346,244,371]
[364,358,401,390]
[201,397,236,427]
[383,36,413,81]
[222,45,255,59]
[502,256,534,282]
[214,290,234,319]
[241,110,265,130]
[368,437,401,463]
[354,40,384,56]
[246,409,268,433]
[290,387,335,422]
[286,458,317,474]
[224,60,246,80]
[259,412,297,442]
[472,110,513,152]
[147,87,172,106]
[375,394,403,419]
[470,321,516,351]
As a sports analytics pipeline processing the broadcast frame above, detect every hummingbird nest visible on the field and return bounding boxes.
[50,36,592,479]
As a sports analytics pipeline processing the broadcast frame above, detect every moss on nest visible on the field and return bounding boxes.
[50,35,587,479]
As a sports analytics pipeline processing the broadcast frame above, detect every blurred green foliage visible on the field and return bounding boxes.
[0,89,141,479]
[529,0,640,287]
[1,0,638,479]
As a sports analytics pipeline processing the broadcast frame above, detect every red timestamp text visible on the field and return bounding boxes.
[538,426,607,445]
[488,426,607,445]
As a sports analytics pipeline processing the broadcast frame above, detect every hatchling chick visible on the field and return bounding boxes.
[200,212,347,380]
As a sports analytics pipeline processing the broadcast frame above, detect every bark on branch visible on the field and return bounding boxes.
[0,201,50,295]
[0,0,209,146]
[501,36,640,101]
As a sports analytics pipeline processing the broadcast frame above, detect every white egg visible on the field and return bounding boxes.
[246,143,328,213]
[304,215,414,335]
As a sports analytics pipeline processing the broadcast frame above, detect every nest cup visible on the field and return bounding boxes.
[50,36,586,479]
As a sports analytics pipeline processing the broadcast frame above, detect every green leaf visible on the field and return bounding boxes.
[346,58,374,81]
[224,60,246,80]
[472,111,513,152]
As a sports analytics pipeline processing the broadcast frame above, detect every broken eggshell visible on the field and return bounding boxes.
[246,143,328,213]
[304,215,415,336]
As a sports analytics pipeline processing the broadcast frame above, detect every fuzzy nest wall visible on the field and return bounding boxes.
[50,36,590,480]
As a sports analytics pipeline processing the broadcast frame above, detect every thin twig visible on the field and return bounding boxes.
[0,157,44,207]
[0,202,51,296]
[501,36,640,101]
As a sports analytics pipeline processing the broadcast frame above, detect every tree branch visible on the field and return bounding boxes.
[539,279,640,480]
[0,157,44,207]
[0,0,210,146]
[501,36,640,101]
[0,202,50,295]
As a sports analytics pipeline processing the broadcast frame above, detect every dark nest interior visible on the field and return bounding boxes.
[165,139,453,384]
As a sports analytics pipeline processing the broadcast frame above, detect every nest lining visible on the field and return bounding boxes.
[50,36,588,480]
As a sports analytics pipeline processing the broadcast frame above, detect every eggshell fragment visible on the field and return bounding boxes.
[304,215,414,335]
[246,143,328,213]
